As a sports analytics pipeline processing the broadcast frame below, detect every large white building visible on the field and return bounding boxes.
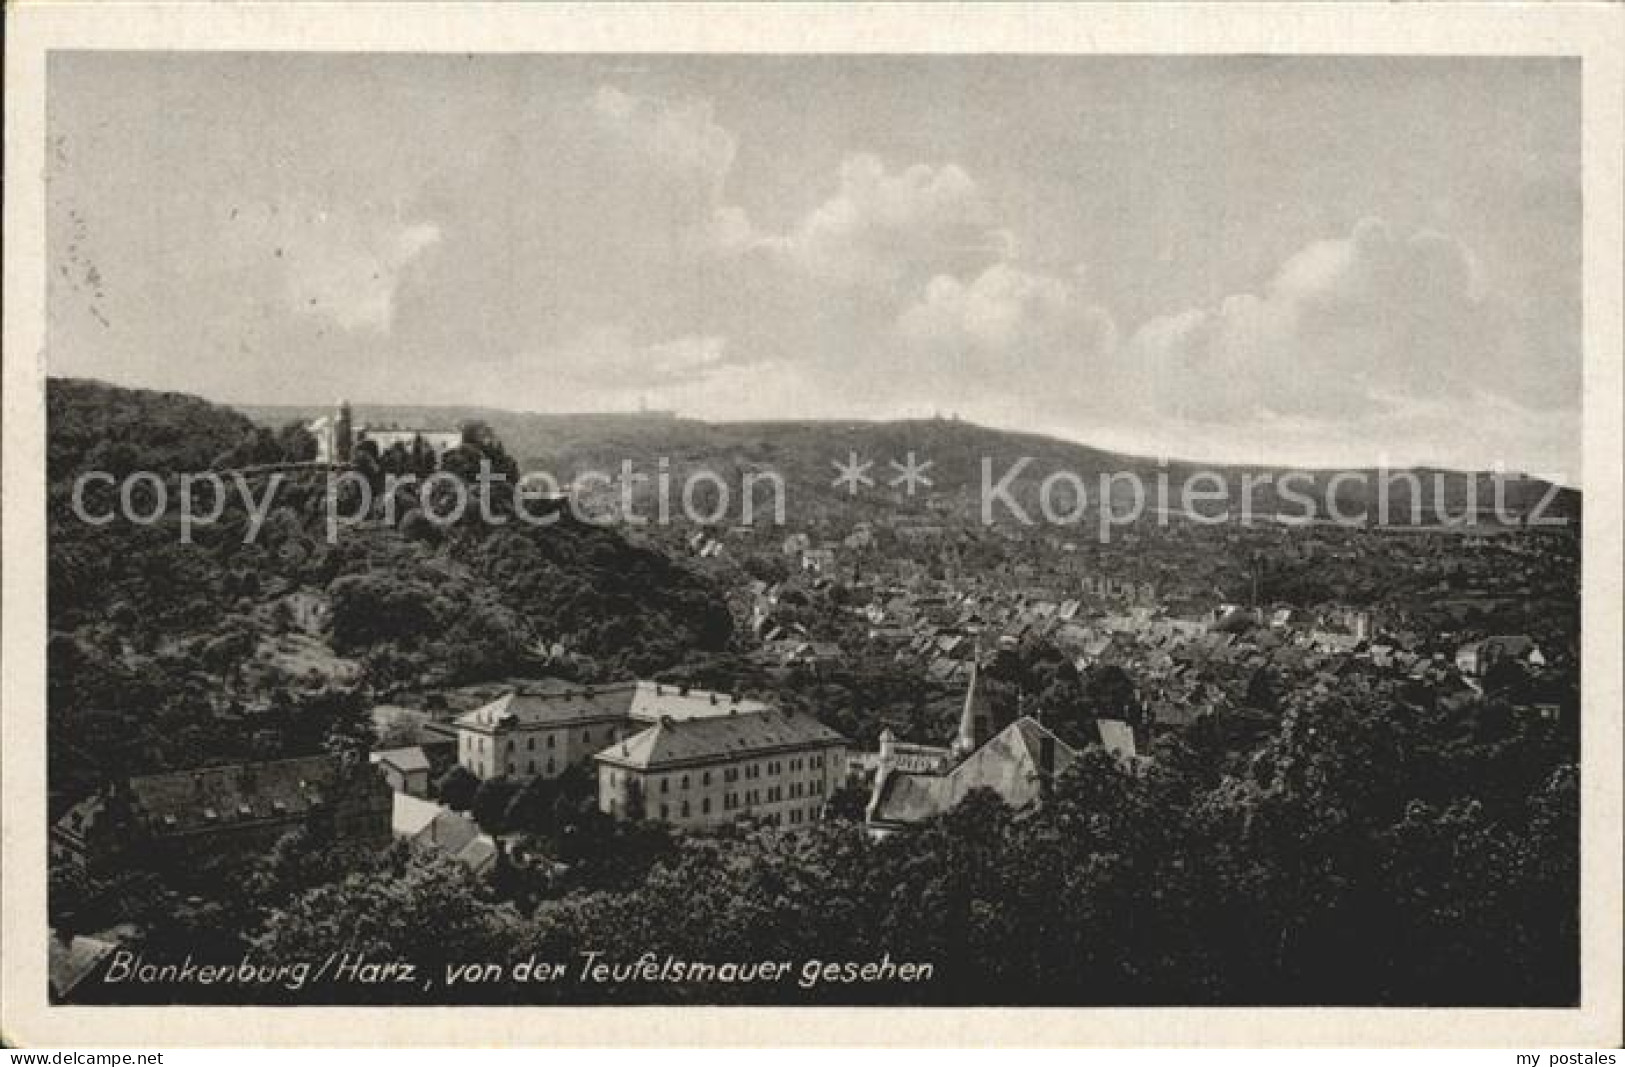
[452,680,848,830]
[453,680,769,782]
[308,400,462,465]
[596,709,849,831]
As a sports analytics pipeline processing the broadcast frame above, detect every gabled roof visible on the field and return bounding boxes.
[391,793,445,838]
[120,755,359,835]
[596,708,847,771]
[371,746,430,773]
[411,808,481,854]
[456,681,768,732]
[1096,718,1137,760]
[49,933,117,1000]
[869,716,1076,828]
[404,805,499,874]
[626,681,768,721]
[455,835,500,875]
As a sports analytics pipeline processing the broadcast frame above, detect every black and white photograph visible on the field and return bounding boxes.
[3,1,1622,1051]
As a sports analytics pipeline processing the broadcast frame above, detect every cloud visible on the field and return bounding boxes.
[584,85,756,258]
[770,154,1007,289]
[1127,218,1573,426]
[391,83,768,363]
[897,262,1116,385]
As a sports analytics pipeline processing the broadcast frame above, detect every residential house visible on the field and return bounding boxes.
[393,794,501,875]
[370,746,431,797]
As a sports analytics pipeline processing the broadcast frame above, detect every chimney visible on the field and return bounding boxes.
[878,727,896,764]
[1038,734,1057,800]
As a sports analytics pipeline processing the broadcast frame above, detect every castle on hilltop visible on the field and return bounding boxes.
[307,401,464,465]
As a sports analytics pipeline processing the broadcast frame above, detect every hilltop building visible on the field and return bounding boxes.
[308,400,463,465]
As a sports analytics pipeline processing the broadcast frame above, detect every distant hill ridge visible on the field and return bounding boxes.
[243,400,1579,525]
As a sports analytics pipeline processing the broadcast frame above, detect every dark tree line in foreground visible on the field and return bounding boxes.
[75,672,1575,1007]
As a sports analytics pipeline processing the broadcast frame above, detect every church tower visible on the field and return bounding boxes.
[953,654,994,759]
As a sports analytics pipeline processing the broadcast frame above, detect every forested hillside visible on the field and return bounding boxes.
[47,378,733,811]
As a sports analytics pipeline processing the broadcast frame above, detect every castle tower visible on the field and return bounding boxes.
[334,400,354,463]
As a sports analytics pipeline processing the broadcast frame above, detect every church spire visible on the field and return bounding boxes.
[954,646,994,758]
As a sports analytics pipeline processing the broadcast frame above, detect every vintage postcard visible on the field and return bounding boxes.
[3,1,1621,1049]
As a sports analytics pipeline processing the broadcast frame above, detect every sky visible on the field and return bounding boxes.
[47,54,1581,477]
